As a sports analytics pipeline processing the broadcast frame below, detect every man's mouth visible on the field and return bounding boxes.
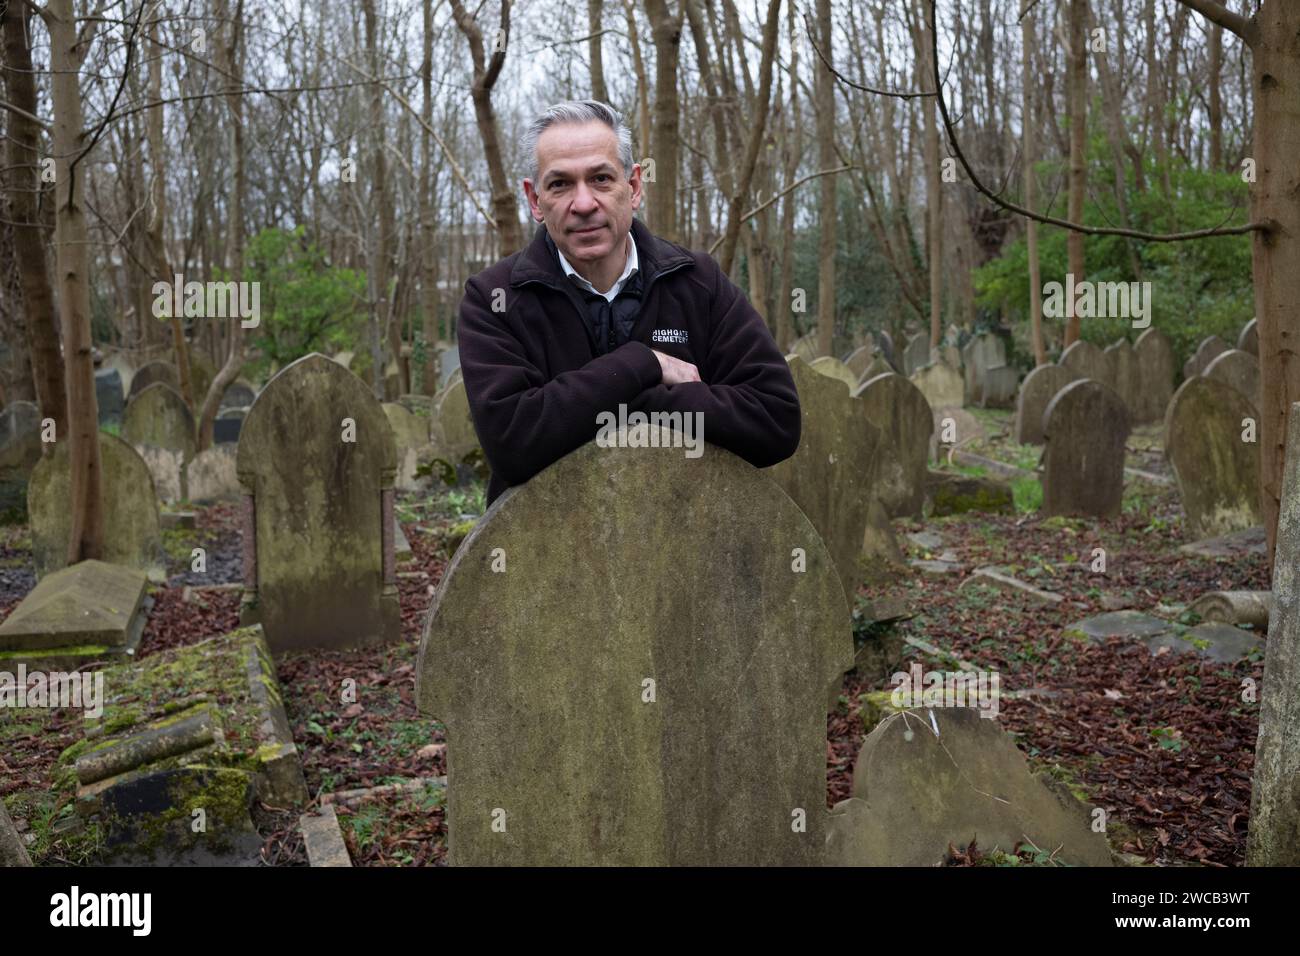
[573,225,603,234]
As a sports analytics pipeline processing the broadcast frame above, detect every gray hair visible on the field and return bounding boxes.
[523,100,634,185]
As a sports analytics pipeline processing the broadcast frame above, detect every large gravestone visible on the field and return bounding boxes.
[95,368,125,426]
[383,402,433,492]
[1104,339,1140,414]
[1133,327,1176,423]
[961,333,1006,406]
[186,446,240,503]
[768,356,881,605]
[126,360,179,401]
[1013,365,1078,445]
[1042,380,1129,518]
[809,356,858,392]
[416,426,852,865]
[902,334,930,377]
[854,373,933,519]
[909,360,963,409]
[1203,348,1260,409]
[980,365,1019,408]
[236,353,400,653]
[433,379,480,464]
[1238,318,1258,357]
[28,433,164,581]
[1058,340,1108,387]
[122,383,196,503]
[788,334,819,362]
[0,401,43,517]
[1165,377,1261,540]
[1183,334,1230,381]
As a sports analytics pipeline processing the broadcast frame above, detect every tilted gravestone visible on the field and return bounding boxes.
[1104,339,1141,414]
[95,368,124,426]
[909,360,964,410]
[961,333,1006,406]
[416,426,852,865]
[383,402,434,492]
[875,330,896,368]
[930,406,985,461]
[857,356,894,385]
[433,379,480,464]
[1203,348,1260,409]
[1164,376,1261,540]
[902,334,930,377]
[843,345,875,381]
[854,373,933,519]
[126,360,179,401]
[1183,334,1230,381]
[1042,379,1129,518]
[28,433,164,581]
[0,401,44,516]
[236,353,400,653]
[809,356,858,392]
[1133,327,1176,423]
[1013,365,1078,445]
[122,383,197,502]
[1058,339,1108,387]
[1237,318,1258,357]
[768,356,881,606]
[980,365,1019,408]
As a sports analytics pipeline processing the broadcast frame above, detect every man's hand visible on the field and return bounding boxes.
[652,349,701,385]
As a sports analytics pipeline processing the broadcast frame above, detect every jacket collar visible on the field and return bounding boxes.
[510,217,693,291]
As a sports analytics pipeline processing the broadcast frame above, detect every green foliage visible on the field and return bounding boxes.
[1012,476,1043,514]
[975,142,1253,367]
[242,226,367,377]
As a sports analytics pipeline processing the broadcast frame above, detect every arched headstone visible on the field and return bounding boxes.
[1237,318,1258,357]
[1042,379,1129,518]
[902,334,930,377]
[416,426,852,865]
[236,353,400,652]
[854,373,933,519]
[1182,334,1230,381]
[1164,377,1261,540]
[961,332,1006,406]
[1013,365,1078,445]
[1133,327,1175,423]
[1203,349,1260,409]
[126,360,179,401]
[842,345,876,380]
[433,379,480,463]
[809,356,858,392]
[1104,339,1140,414]
[1058,340,1108,386]
[28,433,163,581]
[122,383,197,503]
[909,360,963,409]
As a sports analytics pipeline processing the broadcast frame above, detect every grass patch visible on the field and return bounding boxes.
[1012,476,1043,513]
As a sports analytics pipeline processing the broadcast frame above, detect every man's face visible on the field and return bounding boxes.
[524,121,642,266]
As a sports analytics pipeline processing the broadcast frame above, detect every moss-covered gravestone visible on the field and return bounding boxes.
[789,333,819,362]
[902,334,930,377]
[961,332,1005,406]
[843,345,875,380]
[126,360,179,401]
[383,402,433,491]
[809,356,858,392]
[1203,349,1260,409]
[909,360,963,410]
[1165,376,1261,540]
[854,373,932,519]
[122,382,196,502]
[1133,327,1176,423]
[1104,339,1140,415]
[433,378,480,464]
[1058,339,1108,386]
[1013,365,1078,445]
[1042,380,1129,518]
[417,426,852,865]
[28,433,164,581]
[237,353,400,653]
[768,356,880,606]
[1183,334,1230,381]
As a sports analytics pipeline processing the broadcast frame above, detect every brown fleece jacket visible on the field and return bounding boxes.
[457,217,801,504]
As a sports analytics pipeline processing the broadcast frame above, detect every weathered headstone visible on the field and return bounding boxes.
[1104,339,1140,414]
[95,368,125,426]
[0,401,43,517]
[99,351,136,398]
[126,360,179,401]
[214,408,245,445]
[433,379,480,464]
[1013,365,1078,445]
[1183,334,1230,381]
[1237,318,1258,357]
[854,373,933,519]
[1133,327,1176,423]
[843,345,875,380]
[416,426,852,865]
[437,346,461,388]
[902,334,930,377]
[1058,339,1108,386]
[809,356,858,392]
[186,445,240,503]
[875,330,896,368]
[961,333,1006,406]
[1203,348,1260,409]
[1042,380,1129,518]
[827,708,1111,866]
[188,352,217,407]
[1164,376,1261,540]
[909,360,963,409]
[769,357,881,604]
[219,381,256,410]
[980,365,1019,408]
[236,353,400,653]
[0,560,148,669]
[384,402,434,492]
[28,433,164,581]
[930,406,986,460]
[788,333,819,362]
[857,355,894,385]
[122,383,197,502]
[330,350,355,370]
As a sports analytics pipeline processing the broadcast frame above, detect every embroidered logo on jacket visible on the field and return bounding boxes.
[651,328,689,345]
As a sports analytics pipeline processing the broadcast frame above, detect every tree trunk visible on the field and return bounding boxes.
[1022,2,1045,366]
[644,0,682,243]
[45,0,103,564]
[814,0,836,357]
[1209,21,1223,170]
[588,0,608,102]
[1,2,67,437]
[420,0,441,394]
[1065,0,1088,346]
[916,4,942,350]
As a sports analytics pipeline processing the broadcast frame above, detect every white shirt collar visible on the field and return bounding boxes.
[556,232,638,302]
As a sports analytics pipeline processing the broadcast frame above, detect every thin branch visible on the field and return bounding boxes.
[0,97,52,133]
[707,165,853,256]
[924,0,1266,243]
[1172,0,1253,43]
[801,11,932,100]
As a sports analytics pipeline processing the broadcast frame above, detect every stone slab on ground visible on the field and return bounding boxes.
[1063,610,1261,662]
[907,530,944,551]
[1179,526,1267,559]
[827,707,1112,866]
[300,805,353,867]
[961,566,1064,605]
[925,470,1015,516]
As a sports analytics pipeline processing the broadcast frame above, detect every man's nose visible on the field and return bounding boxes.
[571,181,599,214]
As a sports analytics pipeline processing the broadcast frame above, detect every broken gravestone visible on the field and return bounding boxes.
[854,372,932,519]
[827,707,1111,866]
[416,425,852,865]
[0,560,149,671]
[28,433,164,582]
[1013,365,1078,446]
[1042,379,1129,518]
[237,353,400,653]
[925,470,1014,516]
[1164,376,1261,540]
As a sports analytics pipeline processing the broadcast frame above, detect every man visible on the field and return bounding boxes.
[458,100,800,505]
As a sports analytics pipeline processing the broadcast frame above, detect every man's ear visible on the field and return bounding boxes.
[523,179,545,222]
[628,164,643,211]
